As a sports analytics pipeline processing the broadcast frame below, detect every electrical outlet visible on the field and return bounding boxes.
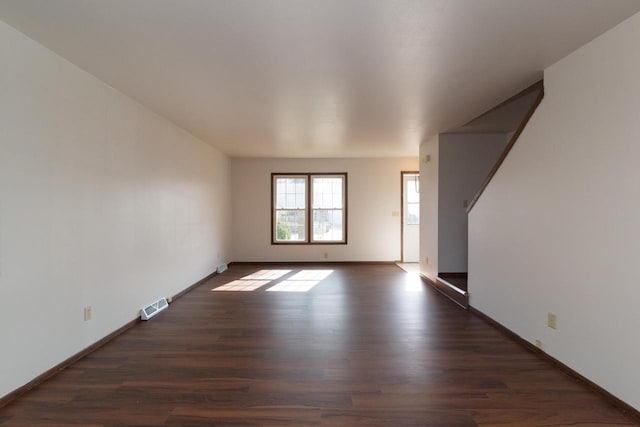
[535,339,543,349]
[323,252,328,259]
[547,312,557,329]
[83,306,92,321]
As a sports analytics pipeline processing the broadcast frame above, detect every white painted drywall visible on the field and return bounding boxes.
[0,21,231,399]
[469,12,640,410]
[419,136,439,281]
[438,133,508,272]
[231,157,418,262]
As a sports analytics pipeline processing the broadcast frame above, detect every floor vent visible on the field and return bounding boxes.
[217,263,228,274]
[140,297,169,320]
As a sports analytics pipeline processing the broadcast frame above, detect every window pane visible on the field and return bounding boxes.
[296,193,305,209]
[313,209,343,241]
[275,177,306,209]
[406,203,419,225]
[275,210,306,241]
[332,193,342,209]
[312,177,342,209]
[286,194,295,208]
[276,182,284,209]
[406,178,420,203]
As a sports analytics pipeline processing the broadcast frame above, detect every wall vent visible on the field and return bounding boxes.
[140,297,169,320]
[217,263,228,274]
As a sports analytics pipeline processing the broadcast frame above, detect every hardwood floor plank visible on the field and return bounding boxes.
[0,264,636,426]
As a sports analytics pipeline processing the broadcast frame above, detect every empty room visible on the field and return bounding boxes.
[1,1,640,425]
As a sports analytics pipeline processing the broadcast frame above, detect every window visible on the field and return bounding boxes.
[405,175,420,225]
[273,175,307,242]
[272,173,347,244]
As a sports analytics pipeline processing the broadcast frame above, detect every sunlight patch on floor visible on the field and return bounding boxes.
[396,263,420,274]
[288,270,333,281]
[212,269,334,293]
[403,275,425,292]
[267,280,321,292]
[241,269,291,280]
[212,279,271,291]
[267,270,334,292]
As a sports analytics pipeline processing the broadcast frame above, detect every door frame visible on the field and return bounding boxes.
[400,171,420,262]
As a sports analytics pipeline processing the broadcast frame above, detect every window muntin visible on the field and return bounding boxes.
[272,173,347,244]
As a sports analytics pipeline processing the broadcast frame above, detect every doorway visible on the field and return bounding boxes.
[401,171,420,263]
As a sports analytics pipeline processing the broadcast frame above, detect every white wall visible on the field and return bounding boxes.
[419,136,439,280]
[0,21,231,398]
[438,133,508,272]
[469,12,640,410]
[231,157,418,262]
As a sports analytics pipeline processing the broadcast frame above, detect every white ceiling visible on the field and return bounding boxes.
[1,1,639,158]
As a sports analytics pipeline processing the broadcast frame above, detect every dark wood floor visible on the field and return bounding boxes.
[0,264,636,426]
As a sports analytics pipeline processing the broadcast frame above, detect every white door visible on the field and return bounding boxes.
[402,173,420,262]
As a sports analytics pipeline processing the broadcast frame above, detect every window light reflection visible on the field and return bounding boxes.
[241,269,292,280]
[267,280,321,292]
[287,270,333,281]
[267,269,334,292]
[213,280,271,292]
[403,274,425,292]
[212,269,334,293]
